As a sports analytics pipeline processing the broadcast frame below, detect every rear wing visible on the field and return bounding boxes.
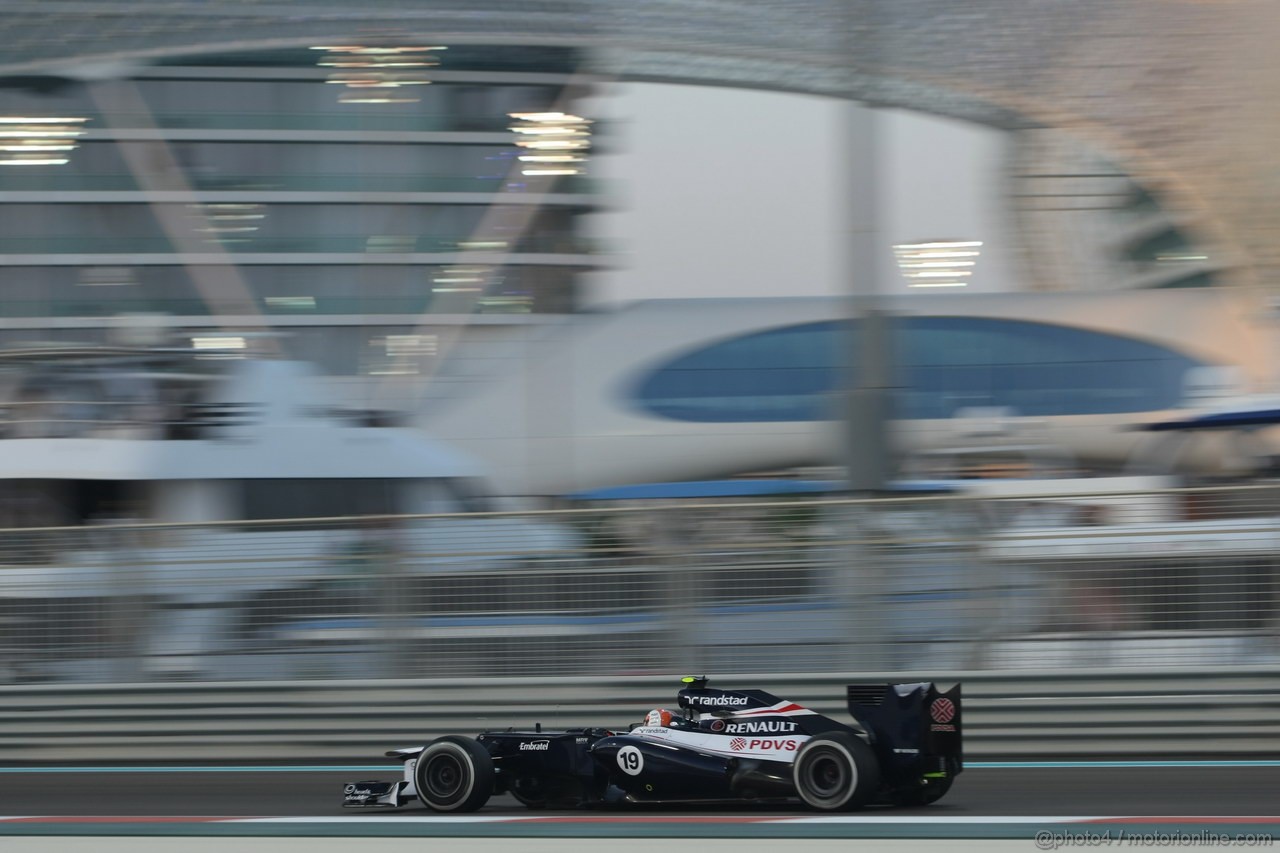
[846,682,962,767]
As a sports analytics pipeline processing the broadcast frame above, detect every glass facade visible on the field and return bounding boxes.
[0,264,581,318]
[0,45,601,401]
[632,317,1209,422]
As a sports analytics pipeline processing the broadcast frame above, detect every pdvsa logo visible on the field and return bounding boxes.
[751,738,799,752]
[731,738,799,752]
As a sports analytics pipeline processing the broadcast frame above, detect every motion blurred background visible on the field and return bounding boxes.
[0,0,1278,761]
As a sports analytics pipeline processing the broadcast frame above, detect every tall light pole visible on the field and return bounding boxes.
[841,0,895,672]
[844,0,894,495]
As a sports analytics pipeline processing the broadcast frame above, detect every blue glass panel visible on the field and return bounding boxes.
[629,317,1210,423]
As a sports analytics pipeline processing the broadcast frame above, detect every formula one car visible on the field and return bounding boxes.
[342,676,962,812]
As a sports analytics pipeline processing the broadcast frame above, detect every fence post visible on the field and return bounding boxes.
[658,506,701,674]
[375,517,413,678]
[835,500,890,671]
[105,523,148,683]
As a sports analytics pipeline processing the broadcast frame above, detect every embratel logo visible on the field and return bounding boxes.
[729,737,747,751]
[520,740,550,751]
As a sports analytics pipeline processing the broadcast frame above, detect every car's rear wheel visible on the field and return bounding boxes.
[414,736,494,812]
[792,732,880,811]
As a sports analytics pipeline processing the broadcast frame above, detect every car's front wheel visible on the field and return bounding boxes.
[792,732,880,810]
[414,736,494,812]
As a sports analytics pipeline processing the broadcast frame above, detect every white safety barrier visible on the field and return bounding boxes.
[1,668,1277,763]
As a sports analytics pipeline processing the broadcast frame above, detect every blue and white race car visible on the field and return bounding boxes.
[343,676,962,812]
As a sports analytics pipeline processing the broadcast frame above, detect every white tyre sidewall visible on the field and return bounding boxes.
[794,739,858,810]
[417,742,476,811]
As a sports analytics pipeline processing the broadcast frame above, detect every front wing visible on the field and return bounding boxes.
[342,780,410,808]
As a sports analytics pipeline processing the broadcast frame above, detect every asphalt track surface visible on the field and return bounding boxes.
[1,764,1278,818]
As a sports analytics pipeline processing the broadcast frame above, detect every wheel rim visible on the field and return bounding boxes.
[424,753,465,799]
[799,744,856,806]
[809,753,846,796]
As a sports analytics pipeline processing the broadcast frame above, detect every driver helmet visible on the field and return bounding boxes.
[643,708,676,728]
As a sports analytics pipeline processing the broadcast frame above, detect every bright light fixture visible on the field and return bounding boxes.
[509,111,592,175]
[515,139,591,150]
[895,240,983,249]
[319,45,445,103]
[521,168,581,176]
[519,154,585,162]
[191,336,246,350]
[509,112,588,123]
[894,239,982,288]
[0,157,70,165]
[0,116,88,165]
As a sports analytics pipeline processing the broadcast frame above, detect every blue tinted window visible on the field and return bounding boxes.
[630,317,1208,423]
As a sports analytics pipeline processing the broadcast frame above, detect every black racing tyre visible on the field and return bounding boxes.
[792,731,880,811]
[413,736,495,812]
[891,758,960,807]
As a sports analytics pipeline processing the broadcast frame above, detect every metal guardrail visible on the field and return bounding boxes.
[1,484,1279,682]
[0,668,1276,763]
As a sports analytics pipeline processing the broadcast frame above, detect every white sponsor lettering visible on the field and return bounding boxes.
[745,738,800,752]
[693,695,748,707]
[622,727,813,760]
[520,741,550,751]
[726,720,797,734]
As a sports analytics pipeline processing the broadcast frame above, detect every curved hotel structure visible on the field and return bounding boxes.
[0,4,1273,498]
[422,290,1272,495]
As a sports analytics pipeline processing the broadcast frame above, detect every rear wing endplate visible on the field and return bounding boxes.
[846,681,963,764]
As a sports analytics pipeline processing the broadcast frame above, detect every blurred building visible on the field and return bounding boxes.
[422,290,1271,495]
[0,2,1275,497]
[0,0,1273,288]
[1009,130,1225,292]
[0,44,603,408]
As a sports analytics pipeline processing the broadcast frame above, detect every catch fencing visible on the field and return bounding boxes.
[1,482,1279,684]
